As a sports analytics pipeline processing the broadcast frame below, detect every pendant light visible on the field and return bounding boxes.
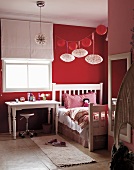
[72,41,88,58]
[60,42,75,62]
[60,53,75,62]
[35,1,46,45]
[85,33,103,64]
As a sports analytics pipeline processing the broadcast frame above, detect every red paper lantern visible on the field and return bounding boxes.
[96,25,107,35]
[57,39,65,47]
[81,38,92,47]
[69,42,78,50]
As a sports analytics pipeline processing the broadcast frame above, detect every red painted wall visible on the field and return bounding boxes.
[112,59,127,98]
[0,24,108,133]
[53,24,108,98]
[53,24,108,104]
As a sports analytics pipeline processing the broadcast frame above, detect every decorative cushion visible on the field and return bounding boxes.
[63,92,96,109]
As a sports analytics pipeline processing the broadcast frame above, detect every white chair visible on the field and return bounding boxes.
[19,113,37,138]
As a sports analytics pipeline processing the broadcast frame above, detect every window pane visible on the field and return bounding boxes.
[6,65,27,88]
[3,59,52,92]
[28,65,49,88]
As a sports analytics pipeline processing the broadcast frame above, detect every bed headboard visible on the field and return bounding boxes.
[52,83,103,105]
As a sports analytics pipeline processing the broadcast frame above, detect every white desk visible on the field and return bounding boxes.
[5,100,61,139]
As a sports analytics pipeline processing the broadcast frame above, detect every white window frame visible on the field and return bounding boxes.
[2,59,52,92]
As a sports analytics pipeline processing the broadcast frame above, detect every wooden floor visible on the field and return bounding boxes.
[0,132,111,170]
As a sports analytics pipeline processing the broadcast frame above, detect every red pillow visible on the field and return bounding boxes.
[63,92,96,109]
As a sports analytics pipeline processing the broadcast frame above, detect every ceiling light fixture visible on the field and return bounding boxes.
[85,33,103,64]
[35,1,46,45]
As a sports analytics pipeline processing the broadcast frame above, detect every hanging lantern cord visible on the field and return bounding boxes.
[40,5,41,33]
[37,1,45,33]
[78,41,80,48]
[36,1,45,33]
[92,32,95,54]
[66,41,69,53]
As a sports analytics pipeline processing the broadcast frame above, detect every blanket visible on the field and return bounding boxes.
[64,107,105,129]
[65,108,89,129]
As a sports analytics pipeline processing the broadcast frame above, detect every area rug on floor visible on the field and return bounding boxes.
[31,135,96,168]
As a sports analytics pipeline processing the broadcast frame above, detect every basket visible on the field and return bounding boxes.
[42,124,52,134]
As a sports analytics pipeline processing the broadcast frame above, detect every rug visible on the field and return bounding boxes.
[31,135,96,168]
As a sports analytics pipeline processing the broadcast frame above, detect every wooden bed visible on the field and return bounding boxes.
[52,83,108,151]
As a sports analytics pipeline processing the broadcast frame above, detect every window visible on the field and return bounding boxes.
[2,59,52,92]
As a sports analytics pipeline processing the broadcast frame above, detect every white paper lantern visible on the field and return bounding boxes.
[60,53,75,62]
[85,54,103,64]
[72,48,88,58]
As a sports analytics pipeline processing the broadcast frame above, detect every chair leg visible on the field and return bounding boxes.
[19,117,37,138]
[26,118,29,132]
[19,131,26,138]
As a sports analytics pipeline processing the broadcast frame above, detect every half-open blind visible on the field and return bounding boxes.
[1,19,54,61]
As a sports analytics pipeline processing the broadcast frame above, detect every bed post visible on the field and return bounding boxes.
[100,83,103,104]
[88,103,94,151]
[52,83,56,101]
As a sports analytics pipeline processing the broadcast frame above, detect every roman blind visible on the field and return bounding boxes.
[1,19,54,61]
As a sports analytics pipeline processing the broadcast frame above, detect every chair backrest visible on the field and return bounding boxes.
[114,62,134,148]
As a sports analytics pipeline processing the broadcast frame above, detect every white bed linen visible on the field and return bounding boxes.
[58,106,89,134]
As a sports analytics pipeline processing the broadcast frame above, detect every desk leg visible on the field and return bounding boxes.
[55,104,59,134]
[12,107,16,139]
[52,108,55,132]
[48,108,51,124]
[8,106,12,134]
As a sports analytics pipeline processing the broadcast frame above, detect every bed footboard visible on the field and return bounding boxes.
[88,103,108,151]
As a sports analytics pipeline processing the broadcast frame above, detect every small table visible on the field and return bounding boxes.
[5,100,61,139]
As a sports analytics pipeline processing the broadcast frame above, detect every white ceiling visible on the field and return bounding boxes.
[0,0,108,27]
